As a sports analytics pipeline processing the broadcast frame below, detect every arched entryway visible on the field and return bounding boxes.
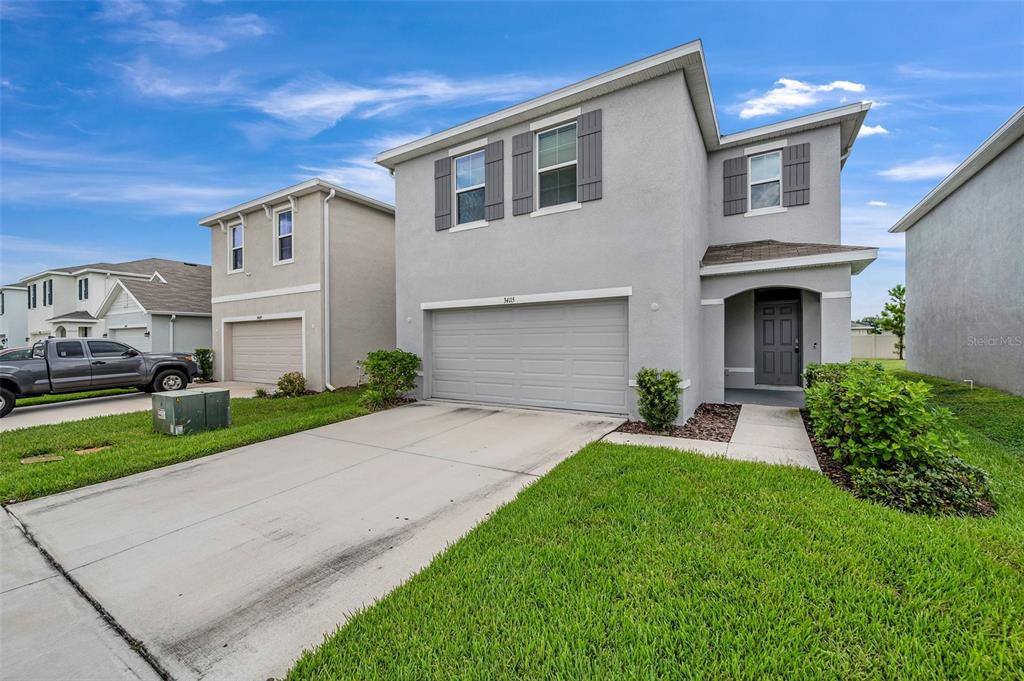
[54,326,67,338]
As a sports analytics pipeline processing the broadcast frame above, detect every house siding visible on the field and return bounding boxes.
[905,136,1024,395]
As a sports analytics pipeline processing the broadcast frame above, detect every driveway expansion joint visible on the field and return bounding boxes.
[2,506,176,681]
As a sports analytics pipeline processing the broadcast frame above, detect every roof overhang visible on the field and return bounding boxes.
[374,39,870,169]
[890,106,1024,233]
[700,248,878,277]
[46,317,99,324]
[198,178,394,227]
[19,268,151,284]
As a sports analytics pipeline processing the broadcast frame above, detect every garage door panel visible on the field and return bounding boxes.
[430,299,628,414]
[231,319,302,385]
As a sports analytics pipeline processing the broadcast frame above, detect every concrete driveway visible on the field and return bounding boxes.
[3,401,621,680]
[0,382,263,432]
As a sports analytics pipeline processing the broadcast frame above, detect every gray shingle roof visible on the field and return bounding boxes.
[118,261,211,314]
[701,240,874,266]
[46,310,97,322]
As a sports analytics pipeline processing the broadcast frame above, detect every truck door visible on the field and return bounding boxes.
[86,340,146,388]
[47,340,93,392]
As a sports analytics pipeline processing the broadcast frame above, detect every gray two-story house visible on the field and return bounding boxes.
[376,41,877,420]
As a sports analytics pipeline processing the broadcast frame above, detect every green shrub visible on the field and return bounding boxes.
[805,362,965,469]
[357,349,420,410]
[277,372,307,398]
[850,457,995,516]
[194,348,214,379]
[635,367,682,432]
[254,387,270,399]
[803,362,853,388]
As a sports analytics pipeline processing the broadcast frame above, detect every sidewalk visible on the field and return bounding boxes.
[603,404,820,471]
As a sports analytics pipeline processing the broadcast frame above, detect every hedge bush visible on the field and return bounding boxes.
[804,361,994,516]
[358,349,420,411]
[635,367,682,432]
[194,348,214,379]
[277,372,307,398]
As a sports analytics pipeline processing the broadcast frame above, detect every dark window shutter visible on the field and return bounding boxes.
[511,132,533,215]
[723,156,747,216]
[434,157,452,231]
[484,140,504,221]
[782,142,810,206]
[577,109,602,202]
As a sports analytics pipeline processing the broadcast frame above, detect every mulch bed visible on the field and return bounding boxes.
[617,403,741,442]
[799,409,852,490]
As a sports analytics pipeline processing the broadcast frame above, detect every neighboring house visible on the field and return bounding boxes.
[376,40,877,420]
[851,322,875,336]
[92,261,213,353]
[198,179,396,391]
[0,285,28,347]
[18,258,212,353]
[890,107,1023,396]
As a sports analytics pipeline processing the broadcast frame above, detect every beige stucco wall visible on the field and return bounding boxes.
[329,197,396,387]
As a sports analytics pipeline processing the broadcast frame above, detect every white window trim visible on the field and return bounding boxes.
[529,107,581,132]
[447,137,488,157]
[273,206,295,266]
[453,148,486,226]
[747,149,783,214]
[227,222,244,274]
[743,138,787,156]
[535,121,579,212]
[530,202,581,218]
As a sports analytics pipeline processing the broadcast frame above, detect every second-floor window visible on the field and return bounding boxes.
[43,280,53,306]
[78,278,89,300]
[229,225,244,272]
[1,291,4,316]
[276,210,294,263]
[454,150,485,224]
[28,284,37,309]
[537,122,577,209]
[749,150,782,210]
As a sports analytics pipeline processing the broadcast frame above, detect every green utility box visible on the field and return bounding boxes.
[152,388,231,436]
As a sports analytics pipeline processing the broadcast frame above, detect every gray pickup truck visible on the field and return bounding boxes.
[0,338,200,418]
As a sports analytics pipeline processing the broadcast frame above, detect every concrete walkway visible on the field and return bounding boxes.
[604,404,820,471]
[5,402,621,681]
[0,382,263,432]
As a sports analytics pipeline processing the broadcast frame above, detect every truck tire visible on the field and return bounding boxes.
[152,369,188,393]
[0,387,15,418]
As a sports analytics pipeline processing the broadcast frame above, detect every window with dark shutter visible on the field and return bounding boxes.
[723,156,748,216]
[434,156,452,230]
[511,132,533,215]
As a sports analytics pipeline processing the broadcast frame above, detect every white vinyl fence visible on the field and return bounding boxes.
[851,332,901,359]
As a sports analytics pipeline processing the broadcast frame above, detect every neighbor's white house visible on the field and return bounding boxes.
[20,258,213,353]
[0,285,29,348]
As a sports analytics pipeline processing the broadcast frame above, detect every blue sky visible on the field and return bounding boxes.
[1,1,1021,318]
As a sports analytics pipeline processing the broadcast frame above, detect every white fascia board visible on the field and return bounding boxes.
[19,270,75,283]
[211,282,321,304]
[0,285,28,291]
[199,179,394,226]
[890,106,1024,233]
[717,102,871,152]
[147,311,212,317]
[72,269,151,279]
[375,40,705,168]
[699,249,878,277]
[421,286,633,310]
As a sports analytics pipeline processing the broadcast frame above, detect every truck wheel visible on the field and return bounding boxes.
[152,369,188,393]
[0,387,15,418]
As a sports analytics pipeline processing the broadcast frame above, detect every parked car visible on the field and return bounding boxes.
[0,338,199,417]
[0,346,33,361]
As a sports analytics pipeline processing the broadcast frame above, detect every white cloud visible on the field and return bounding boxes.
[859,124,889,137]
[97,1,268,55]
[300,159,395,204]
[867,200,889,207]
[738,78,866,118]
[119,59,241,98]
[878,157,959,181]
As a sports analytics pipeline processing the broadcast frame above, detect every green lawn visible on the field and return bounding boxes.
[0,389,366,503]
[289,372,1024,680]
[853,357,905,371]
[17,387,139,407]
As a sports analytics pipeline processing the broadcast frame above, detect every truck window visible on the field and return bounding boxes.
[55,341,85,358]
[32,342,45,358]
[88,341,130,357]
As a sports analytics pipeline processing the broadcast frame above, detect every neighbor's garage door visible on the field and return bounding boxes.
[230,318,303,385]
[431,299,628,414]
[109,327,151,352]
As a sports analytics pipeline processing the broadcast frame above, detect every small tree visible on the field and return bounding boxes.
[635,368,682,432]
[878,284,907,359]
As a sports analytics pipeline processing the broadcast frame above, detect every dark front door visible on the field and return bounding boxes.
[755,300,801,386]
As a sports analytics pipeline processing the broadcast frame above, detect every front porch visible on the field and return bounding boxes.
[725,387,805,408]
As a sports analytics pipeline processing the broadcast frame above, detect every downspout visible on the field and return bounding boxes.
[323,189,337,390]
[169,314,176,352]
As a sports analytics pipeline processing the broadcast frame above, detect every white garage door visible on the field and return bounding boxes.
[109,327,151,352]
[431,299,628,414]
[230,318,303,385]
